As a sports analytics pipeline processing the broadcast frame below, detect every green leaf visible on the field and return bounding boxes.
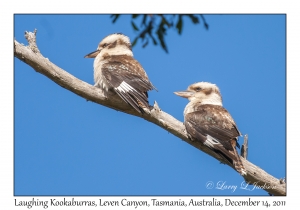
[131,21,139,31]
[131,37,138,47]
[160,15,171,27]
[111,14,120,23]
[176,15,183,34]
[142,39,149,48]
[142,15,148,26]
[204,22,209,30]
[158,20,167,34]
[149,33,157,45]
[186,14,199,24]
[155,20,169,53]
[132,14,140,19]
[156,30,168,53]
[200,15,209,30]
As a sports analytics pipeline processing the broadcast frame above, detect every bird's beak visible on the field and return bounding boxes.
[174,91,194,98]
[84,50,100,58]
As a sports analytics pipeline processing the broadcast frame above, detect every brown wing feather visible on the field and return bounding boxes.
[186,104,241,150]
[102,56,156,92]
[101,56,156,113]
[185,105,246,175]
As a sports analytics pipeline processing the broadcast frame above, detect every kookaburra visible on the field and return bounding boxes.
[84,33,156,114]
[174,82,247,176]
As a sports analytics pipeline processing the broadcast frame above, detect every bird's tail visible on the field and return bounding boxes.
[114,88,149,114]
[232,146,247,176]
[204,136,247,176]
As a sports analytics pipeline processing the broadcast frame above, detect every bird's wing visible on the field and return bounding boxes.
[185,105,246,175]
[185,105,241,151]
[102,59,156,113]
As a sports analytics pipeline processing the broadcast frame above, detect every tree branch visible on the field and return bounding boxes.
[14,30,286,196]
[241,134,248,159]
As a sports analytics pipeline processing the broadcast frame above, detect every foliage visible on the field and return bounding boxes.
[111,14,209,53]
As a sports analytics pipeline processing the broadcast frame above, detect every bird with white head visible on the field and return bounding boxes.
[85,33,157,114]
[175,82,247,176]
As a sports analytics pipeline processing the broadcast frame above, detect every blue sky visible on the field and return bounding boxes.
[14,14,285,196]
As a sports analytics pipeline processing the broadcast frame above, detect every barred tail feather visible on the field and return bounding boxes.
[114,81,150,114]
[232,147,247,176]
[204,136,247,176]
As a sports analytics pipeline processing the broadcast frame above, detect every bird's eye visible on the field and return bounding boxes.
[102,43,108,48]
[195,87,202,91]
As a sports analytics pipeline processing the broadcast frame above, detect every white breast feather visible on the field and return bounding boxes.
[93,55,109,91]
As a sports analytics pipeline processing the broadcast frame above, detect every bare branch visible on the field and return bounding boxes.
[24,29,41,54]
[14,31,286,196]
[241,134,248,159]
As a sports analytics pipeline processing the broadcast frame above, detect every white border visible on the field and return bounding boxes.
[2,0,297,209]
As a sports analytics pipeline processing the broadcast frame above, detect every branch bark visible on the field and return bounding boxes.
[14,30,286,196]
[241,134,248,159]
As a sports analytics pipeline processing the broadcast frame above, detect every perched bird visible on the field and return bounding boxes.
[84,33,156,113]
[174,82,247,176]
